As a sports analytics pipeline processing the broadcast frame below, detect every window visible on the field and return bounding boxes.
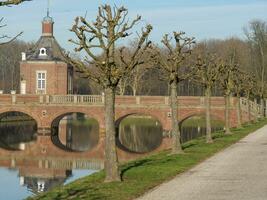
[36,71,46,94]
[39,47,47,56]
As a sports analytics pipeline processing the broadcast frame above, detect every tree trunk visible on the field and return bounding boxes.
[254,99,259,123]
[132,72,138,96]
[260,46,265,118]
[170,81,183,154]
[260,98,265,118]
[246,95,251,123]
[118,80,126,96]
[133,87,137,96]
[104,87,121,182]
[224,93,231,134]
[205,86,213,143]
[236,95,242,128]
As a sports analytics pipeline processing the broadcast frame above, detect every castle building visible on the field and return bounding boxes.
[20,13,73,95]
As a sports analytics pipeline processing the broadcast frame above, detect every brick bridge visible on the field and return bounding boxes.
[0,94,260,163]
[0,94,259,135]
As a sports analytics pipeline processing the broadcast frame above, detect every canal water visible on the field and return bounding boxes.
[0,114,100,200]
[180,116,224,143]
[0,113,223,199]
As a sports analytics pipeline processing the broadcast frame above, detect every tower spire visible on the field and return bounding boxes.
[42,0,54,36]
[47,0,50,17]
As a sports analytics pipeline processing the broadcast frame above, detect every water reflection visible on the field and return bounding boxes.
[0,114,103,200]
[21,170,72,193]
[52,113,99,152]
[117,115,163,153]
[181,116,224,143]
[0,121,37,150]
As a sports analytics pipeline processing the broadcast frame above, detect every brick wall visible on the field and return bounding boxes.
[20,61,68,95]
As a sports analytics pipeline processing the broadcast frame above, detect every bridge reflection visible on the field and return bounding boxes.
[0,116,172,194]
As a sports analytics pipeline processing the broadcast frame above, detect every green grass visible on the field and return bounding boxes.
[28,119,267,200]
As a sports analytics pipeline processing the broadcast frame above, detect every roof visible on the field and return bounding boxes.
[26,36,65,61]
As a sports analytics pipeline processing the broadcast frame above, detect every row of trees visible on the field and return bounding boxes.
[65,5,266,182]
[1,2,266,182]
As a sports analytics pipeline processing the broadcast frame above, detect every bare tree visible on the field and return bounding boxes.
[242,73,256,122]
[0,40,31,91]
[153,32,195,154]
[0,0,31,45]
[193,53,222,143]
[65,4,152,182]
[232,69,247,128]
[0,0,30,6]
[219,59,238,134]
[116,43,153,96]
[244,20,267,117]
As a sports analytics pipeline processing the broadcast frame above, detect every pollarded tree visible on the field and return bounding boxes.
[242,73,256,122]
[244,20,267,117]
[219,60,239,135]
[193,53,222,143]
[153,32,195,154]
[65,4,152,182]
[252,80,266,121]
[232,69,249,128]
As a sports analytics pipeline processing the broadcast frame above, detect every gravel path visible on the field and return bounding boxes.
[137,125,267,200]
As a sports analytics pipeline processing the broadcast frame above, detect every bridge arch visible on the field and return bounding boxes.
[0,109,38,151]
[179,110,225,126]
[50,111,101,152]
[49,108,104,129]
[0,108,41,128]
[116,110,168,131]
[115,113,164,153]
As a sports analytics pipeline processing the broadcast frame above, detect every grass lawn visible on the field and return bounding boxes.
[28,119,267,200]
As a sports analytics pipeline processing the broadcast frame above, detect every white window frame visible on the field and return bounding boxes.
[39,47,47,56]
[36,70,47,94]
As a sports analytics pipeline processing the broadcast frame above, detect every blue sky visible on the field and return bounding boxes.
[0,0,266,51]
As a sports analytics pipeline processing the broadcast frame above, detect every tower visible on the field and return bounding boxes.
[20,12,73,95]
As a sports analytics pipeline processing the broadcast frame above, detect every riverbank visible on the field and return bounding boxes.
[28,119,267,200]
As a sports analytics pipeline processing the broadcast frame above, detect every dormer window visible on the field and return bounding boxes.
[39,47,47,56]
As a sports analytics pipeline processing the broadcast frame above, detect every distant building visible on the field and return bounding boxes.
[20,13,73,95]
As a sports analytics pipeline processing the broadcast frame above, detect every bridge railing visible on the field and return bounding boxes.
[240,97,260,116]
[0,94,104,105]
[47,95,104,104]
[0,94,261,114]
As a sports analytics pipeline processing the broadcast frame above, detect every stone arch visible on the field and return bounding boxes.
[50,110,101,152]
[116,109,168,131]
[0,108,41,128]
[0,109,39,151]
[49,108,104,129]
[115,112,164,153]
[179,110,225,126]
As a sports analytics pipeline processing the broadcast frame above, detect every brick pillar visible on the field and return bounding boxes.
[136,96,140,105]
[39,95,44,104]
[164,97,169,105]
[99,128,106,139]
[11,91,16,104]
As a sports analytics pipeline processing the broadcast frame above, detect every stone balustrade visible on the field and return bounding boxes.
[0,94,260,110]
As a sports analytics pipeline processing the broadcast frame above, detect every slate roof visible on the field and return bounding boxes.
[26,36,65,61]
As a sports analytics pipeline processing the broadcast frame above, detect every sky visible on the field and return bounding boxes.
[0,0,266,51]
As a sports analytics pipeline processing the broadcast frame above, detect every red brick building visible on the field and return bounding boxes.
[20,14,73,95]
